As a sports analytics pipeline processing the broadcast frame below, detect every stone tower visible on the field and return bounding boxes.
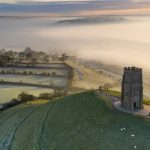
[121,67,143,111]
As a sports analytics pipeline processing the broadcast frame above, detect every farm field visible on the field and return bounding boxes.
[0,63,71,103]
[0,91,149,150]
[0,74,68,87]
[0,85,52,103]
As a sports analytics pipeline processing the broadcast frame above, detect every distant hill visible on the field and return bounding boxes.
[54,16,126,26]
[0,91,150,150]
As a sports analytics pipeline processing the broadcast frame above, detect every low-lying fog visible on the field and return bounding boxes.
[0,15,150,71]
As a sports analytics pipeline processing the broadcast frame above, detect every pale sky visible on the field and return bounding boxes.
[0,0,93,3]
[0,0,148,3]
[0,0,150,16]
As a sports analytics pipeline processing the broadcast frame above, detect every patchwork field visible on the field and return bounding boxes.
[0,85,52,103]
[0,91,149,150]
[0,63,72,103]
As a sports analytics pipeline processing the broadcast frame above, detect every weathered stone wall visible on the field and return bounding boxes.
[121,67,143,110]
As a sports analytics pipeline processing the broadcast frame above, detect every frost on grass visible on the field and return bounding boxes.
[0,107,38,150]
[134,145,137,149]
[120,128,126,131]
[32,106,50,150]
[131,134,135,137]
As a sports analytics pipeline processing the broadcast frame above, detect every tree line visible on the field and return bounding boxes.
[0,70,63,77]
[0,47,69,66]
[0,89,68,111]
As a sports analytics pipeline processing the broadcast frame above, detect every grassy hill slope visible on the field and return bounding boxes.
[0,92,150,150]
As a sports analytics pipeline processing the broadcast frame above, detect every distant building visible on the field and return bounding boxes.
[121,67,143,111]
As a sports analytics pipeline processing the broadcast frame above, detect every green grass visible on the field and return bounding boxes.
[144,99,150,105]
[105,90,121,97]
[0,91,150,150]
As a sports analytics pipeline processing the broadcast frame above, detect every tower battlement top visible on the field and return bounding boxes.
[124,67,142,72]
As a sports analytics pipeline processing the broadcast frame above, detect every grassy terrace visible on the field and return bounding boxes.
[0,91,149,150]
[105,90,150,106]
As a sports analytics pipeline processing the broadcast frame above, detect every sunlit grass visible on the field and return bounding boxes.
[27,100,49,105]
[105,89,121,97]
[143,99,150,106]
[0,86,52,103]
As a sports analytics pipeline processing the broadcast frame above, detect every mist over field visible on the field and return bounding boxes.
[0,15,150,71]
